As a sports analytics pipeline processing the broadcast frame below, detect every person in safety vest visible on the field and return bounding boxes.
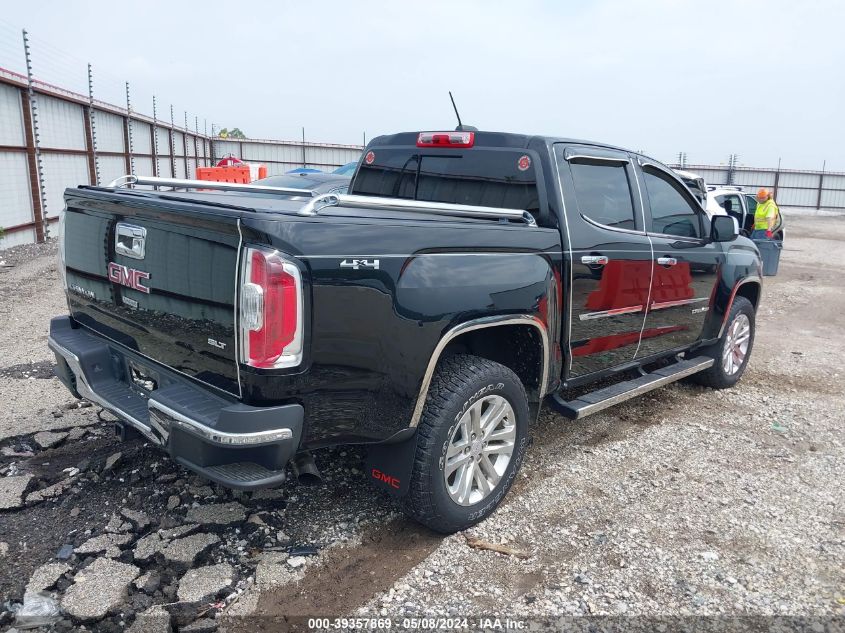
[751,188,779,239]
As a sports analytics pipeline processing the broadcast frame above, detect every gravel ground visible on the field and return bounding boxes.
[0,215,843,632]
[353,215,845,620]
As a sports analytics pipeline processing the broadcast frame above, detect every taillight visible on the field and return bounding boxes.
[239,247,303,369]
[416,131,475,148]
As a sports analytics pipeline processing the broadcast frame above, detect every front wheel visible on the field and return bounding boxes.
[690,296,756,389]
[403,355,529,533]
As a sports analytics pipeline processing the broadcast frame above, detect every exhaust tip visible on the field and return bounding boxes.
[291,451,323,486]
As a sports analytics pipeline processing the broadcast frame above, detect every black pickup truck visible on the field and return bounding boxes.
[50,130,762,533]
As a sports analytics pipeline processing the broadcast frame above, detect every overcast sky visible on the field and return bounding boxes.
[2,0,843,169]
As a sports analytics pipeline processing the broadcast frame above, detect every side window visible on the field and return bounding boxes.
[569,161,636,231]
[744,195,758,215]
[717,194,742,216]
[643,168,703,238]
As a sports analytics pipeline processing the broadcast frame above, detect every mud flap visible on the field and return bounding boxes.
[364,430,418,498]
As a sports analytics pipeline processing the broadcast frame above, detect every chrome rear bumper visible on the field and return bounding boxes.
[48,316,303,489]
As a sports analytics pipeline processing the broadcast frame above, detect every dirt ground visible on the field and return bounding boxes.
[0,214,843,631]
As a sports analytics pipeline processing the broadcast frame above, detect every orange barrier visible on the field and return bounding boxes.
[196,156,268,183]
[196,165,252,184]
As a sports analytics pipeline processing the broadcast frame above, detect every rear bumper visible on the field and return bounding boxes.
[48,316,302,489]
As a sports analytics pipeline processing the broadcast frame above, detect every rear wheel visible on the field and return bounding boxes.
[403,355,529,533]
[690,296,755,389]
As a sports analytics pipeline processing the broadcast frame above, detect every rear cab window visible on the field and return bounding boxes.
[349,137,543,222]
[568,160,637,231]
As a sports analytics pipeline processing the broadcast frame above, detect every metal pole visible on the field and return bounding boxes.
[727,154,738,186]
[817,160,826,210]
[773,157,781,200]
[22,29,46,242]
[86,64,100,186]
[169,104,176,177]
[301,127,306,168]
[183,110,189,177]
[152,95,159,177]
[125,82,135,176]
[363,131,366,146]
[210,123,216,164]
[192,115,199,175]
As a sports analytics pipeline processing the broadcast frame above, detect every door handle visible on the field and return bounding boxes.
[581,255,609,265]
[657,257,678,266]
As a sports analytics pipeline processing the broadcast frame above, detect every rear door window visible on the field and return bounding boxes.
[568,161,637,231]
[350,148,541,214]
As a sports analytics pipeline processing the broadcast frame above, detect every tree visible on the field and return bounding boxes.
[217,127,246,139]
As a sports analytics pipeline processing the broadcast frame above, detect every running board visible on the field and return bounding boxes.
[549,356,714,420]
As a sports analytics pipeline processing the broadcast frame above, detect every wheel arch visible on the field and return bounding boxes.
[409,316,550,427]
[719,277,761,337]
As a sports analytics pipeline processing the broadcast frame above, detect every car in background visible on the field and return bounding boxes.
[673,168,708,206]
[333,162,358,176]
[285,167,323,175]
[706,185,784,240]
[250,172,351,195]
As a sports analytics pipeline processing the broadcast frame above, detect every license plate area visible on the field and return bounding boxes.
[128,360,159,396]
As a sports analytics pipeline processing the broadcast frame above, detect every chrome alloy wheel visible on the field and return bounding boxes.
[444,394,516,506]
[723,313,751,375]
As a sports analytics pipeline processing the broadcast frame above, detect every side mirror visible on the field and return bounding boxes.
[711,215,739,242]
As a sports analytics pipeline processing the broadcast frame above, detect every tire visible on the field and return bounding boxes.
[690,296,755,389]
[403,355,530,533]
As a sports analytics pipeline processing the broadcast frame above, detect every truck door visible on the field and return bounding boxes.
[634,161,722,358]
[555,145,653,379]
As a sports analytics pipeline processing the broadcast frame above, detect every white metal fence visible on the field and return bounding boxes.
[669,163,845,211]
[0,25,362,250]
[0,68,362,249]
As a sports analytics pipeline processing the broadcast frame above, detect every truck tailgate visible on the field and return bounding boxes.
[62,190,242,396]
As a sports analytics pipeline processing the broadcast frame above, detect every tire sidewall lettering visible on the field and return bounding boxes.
[438,382,504,472]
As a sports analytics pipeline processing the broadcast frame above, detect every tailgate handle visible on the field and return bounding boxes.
[115,224,147,260]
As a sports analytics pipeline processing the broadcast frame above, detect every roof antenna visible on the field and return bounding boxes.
[449,91,477,132]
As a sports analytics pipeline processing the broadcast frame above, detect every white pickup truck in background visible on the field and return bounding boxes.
[673,169,784,240]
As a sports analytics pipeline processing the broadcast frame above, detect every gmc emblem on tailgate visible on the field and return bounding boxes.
[108,262,151,294]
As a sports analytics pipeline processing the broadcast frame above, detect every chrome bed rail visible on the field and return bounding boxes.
[106,175,315,197]
[105,175,536,227]
[300,193,537,226]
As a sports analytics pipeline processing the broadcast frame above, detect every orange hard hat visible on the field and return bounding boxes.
[756,188,769,200]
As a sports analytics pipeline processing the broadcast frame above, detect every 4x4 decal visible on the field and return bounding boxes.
[340,259,380,270]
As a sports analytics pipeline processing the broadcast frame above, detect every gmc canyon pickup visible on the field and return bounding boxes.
[50,130,763,533]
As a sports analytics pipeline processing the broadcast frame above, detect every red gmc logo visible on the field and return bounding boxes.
[108,262,151,294]
[371,468,400,489]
